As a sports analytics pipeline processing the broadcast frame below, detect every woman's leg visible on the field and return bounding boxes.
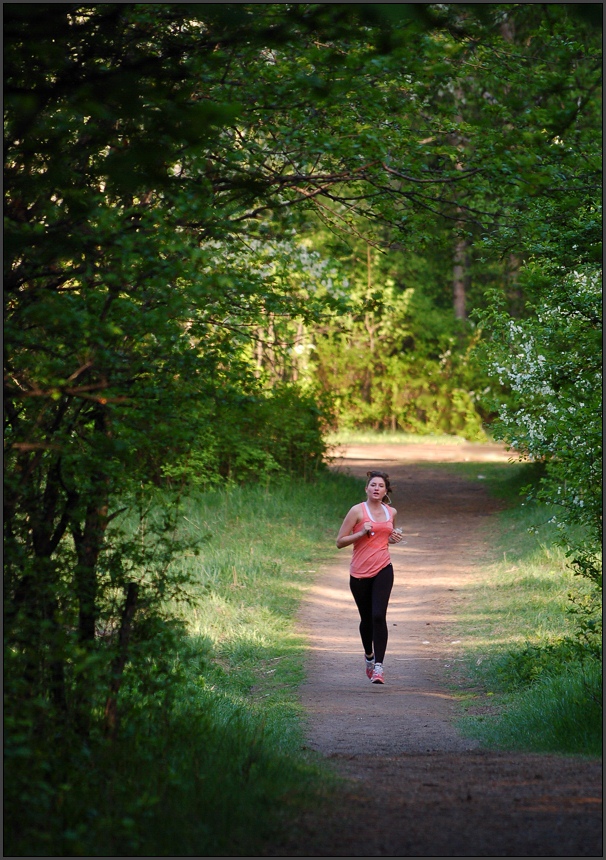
[370,563,394,663]
[349,575,374,657]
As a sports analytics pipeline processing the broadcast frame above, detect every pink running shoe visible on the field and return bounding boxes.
[365,656,375,679]
[371,664,384,684]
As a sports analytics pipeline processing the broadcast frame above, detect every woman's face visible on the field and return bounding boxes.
[366,477,386,501]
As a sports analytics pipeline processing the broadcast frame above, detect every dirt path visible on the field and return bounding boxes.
[265,444,602,857]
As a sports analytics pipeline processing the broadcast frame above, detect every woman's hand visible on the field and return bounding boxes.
[388,528,403,544]
[336,506,375,548]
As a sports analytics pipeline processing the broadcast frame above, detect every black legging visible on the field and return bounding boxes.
[349,563,394,664]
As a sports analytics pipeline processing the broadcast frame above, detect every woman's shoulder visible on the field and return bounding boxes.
[341,502,363,518]
[387,504,397,516]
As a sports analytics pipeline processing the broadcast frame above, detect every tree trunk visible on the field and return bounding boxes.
[291,320,305,382]
[7,458,77,717]
[451,80,471,322]
[72,497,108,644]
[505,253,523,316]
[453,230,470,320]
[69,408,111,734]
[255,326,263,377]
[267,315,277,382]
[71,410,110,645]
[104,581,139,739]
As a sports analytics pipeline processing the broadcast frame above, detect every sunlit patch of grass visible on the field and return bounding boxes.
[128,471,362,853]
[439,462,601,756]
[458,545,579,650]
[171,473,359,651]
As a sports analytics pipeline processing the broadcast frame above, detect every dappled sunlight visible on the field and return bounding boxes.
[518,796,602,813]
[303,583,354,606]
[305,688,463,711]
[303,638,362,653]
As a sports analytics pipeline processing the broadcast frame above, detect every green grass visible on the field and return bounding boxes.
[438,462,602,757]
[152,472,365,855]
[464,661,602,755]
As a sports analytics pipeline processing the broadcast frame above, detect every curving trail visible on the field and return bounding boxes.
[266,444,602,857]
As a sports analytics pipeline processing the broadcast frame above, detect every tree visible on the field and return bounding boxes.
[7,0,601,733]
[468,5,602,640]
[5,3,601,854]
[4,2,342,742]
[6,0,457,746]
[481,266,601,574]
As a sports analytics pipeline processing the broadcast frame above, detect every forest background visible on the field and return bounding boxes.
[4,3,601,855]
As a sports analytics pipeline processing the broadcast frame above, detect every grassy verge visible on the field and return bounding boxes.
[43,471,363,857]
[438,461,602,757]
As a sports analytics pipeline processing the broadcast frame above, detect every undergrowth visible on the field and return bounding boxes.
[6,472,363,857]
[441,461,602,757]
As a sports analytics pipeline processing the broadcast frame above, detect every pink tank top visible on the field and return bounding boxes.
[350,502,394,579]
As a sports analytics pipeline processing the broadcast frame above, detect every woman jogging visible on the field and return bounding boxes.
[336,470,403,684]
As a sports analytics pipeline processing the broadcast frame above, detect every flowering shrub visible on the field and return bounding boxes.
[481,265,601,638]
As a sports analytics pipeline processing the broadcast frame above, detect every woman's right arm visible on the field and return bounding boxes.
[336,505,371,549]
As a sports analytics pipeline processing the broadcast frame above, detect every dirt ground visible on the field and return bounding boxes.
[264,443,603,858]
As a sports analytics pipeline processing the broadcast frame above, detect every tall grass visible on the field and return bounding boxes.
[441,462,602,757]
[467,661,602,755]
[18,471,364,857]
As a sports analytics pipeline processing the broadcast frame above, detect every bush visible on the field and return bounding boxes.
[162,383,332,488]
[488,636,600,690]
